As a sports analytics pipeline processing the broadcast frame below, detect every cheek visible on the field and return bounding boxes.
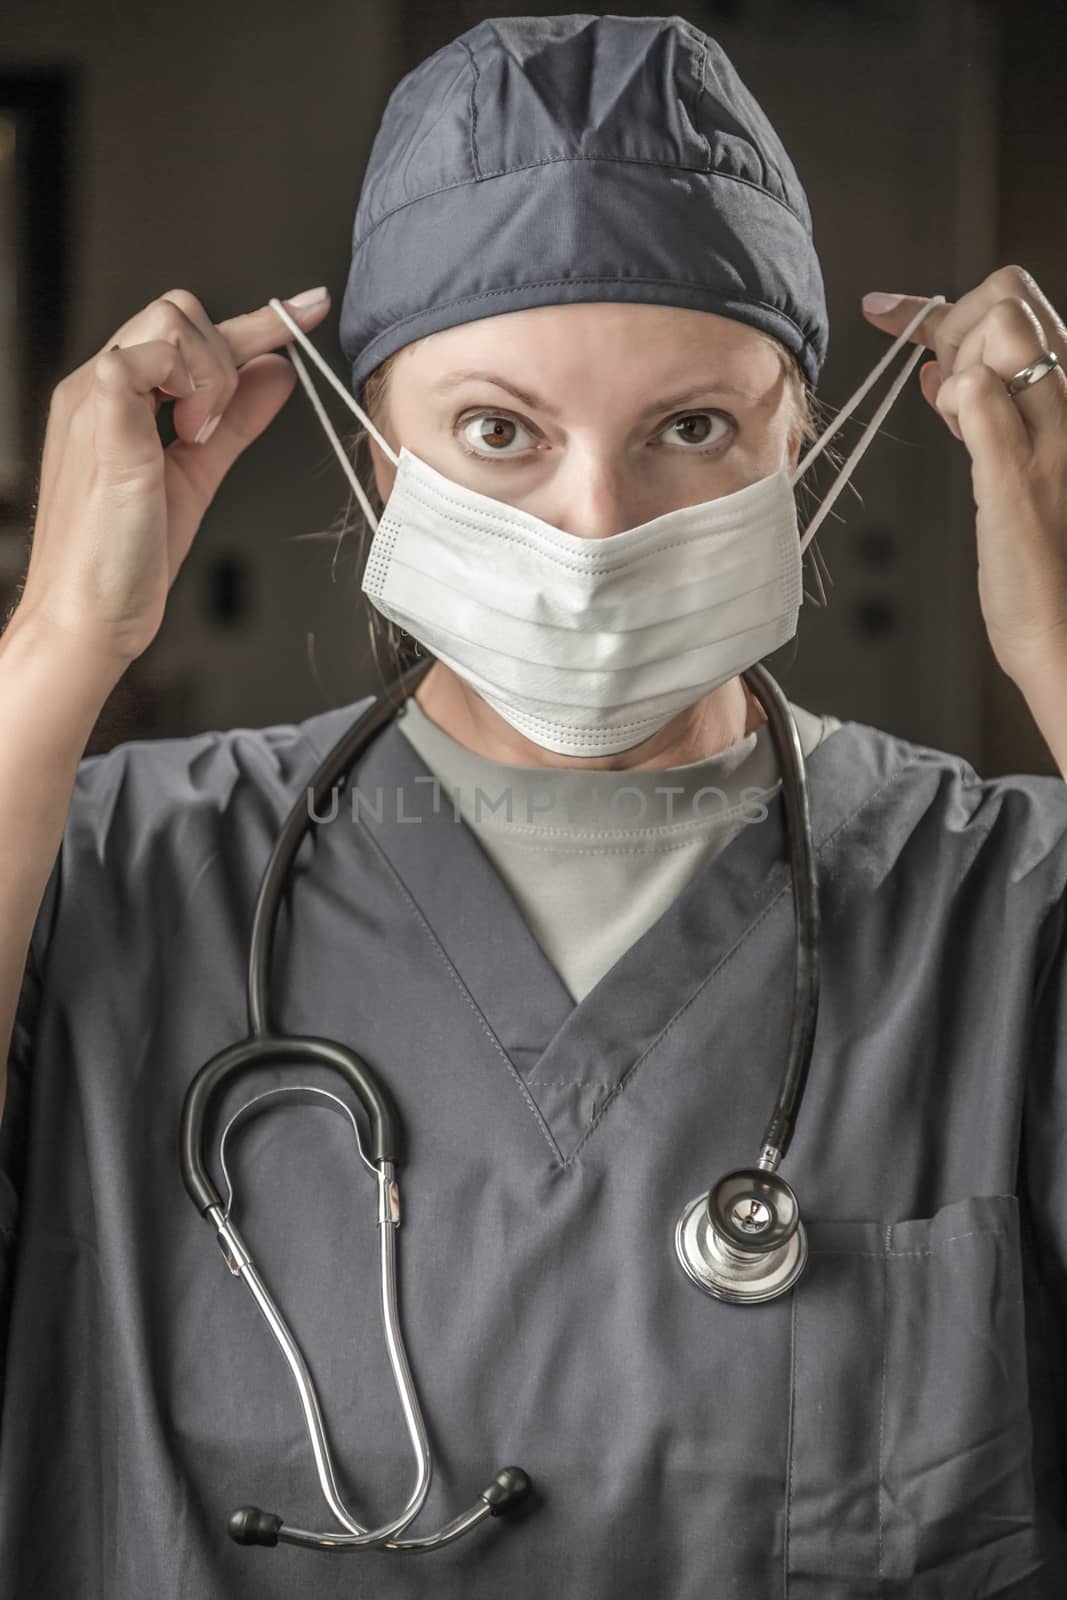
[387,414,489,493]
[701,420,794,494]
[369,448,396,502]
[371,457,396,499]
[761,413,801,477]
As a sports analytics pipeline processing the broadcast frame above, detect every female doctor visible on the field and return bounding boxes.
[3,13,1067,1598]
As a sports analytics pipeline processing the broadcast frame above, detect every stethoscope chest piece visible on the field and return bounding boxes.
[674,1168,808,1305]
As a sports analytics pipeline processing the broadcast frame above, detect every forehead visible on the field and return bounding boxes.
[393,303,781,403]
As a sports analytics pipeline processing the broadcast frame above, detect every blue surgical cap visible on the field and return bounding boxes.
[339,13,828,396]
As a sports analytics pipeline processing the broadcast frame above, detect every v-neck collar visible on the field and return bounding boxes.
[334,710,907,1164]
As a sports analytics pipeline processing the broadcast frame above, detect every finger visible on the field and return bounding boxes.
[173,287,333,448]
[163,287,333,446]
[935,362,1031,490]
[103,296,236,447]
[919,358,965,441]
[161,353,296,577]
[155,287,243,440]
[953,296,1067,441]
[860,292,951,353]
[863,266,1067,385]
[954,295,1045,373]
[992,265,1067,353]
[102,289,330,449]
[212,287,332,373]
[92,340,200,469]
[864,291,972,381]
[918,358,943,416]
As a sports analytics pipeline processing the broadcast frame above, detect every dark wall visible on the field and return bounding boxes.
[2,0,400,751]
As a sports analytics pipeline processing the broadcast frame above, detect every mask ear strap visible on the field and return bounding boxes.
[268,298,400,535]
[790,295,946,556]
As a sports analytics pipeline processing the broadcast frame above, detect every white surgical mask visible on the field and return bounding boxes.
[270,296,942,758]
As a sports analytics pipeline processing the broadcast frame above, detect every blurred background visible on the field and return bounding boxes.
[0,0,1064,774]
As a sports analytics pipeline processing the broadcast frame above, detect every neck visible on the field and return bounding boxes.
[411,661,767,770]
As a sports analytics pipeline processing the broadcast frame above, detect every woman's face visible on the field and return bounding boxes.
[368,301,802,537]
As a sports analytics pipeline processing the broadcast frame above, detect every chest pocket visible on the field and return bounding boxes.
[785,1194,1041,1599]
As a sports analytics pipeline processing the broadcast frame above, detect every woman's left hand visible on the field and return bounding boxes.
[861,266,1067,688]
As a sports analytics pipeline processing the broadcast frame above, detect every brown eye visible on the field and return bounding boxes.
[659,412,732,449]
[477,418,516,449]
[459,413,535,457]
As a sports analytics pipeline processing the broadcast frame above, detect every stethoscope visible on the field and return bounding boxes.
[179,651,819,1557]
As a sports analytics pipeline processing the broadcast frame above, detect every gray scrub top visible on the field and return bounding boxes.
[1,693,1066,1597]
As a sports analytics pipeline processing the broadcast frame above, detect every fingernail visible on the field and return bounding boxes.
[194,414,221,446]
[286,286,330,309]
[862,292,905,314]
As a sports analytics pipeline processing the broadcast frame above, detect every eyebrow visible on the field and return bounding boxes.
[430,370,756,417]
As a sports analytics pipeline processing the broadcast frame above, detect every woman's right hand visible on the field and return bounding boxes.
[14,285,332,669]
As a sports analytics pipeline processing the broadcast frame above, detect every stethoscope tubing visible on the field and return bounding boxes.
[178,651,818,1551]
[246,654,436,1043]
[179,652,537,1552]
[741,661,821,1169]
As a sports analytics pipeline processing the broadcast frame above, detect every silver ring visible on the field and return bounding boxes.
[1004,349,1060,399]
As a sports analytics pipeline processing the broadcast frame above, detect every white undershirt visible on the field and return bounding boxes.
[396,696,842,1002]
